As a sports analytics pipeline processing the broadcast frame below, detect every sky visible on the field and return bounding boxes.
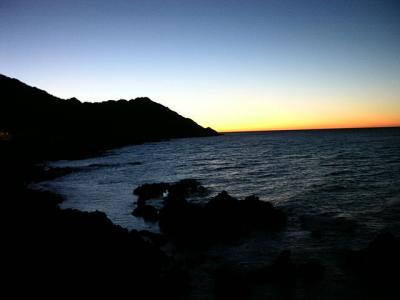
[1,0,399,132]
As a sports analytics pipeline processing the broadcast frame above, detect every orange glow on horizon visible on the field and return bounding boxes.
[205,112,400,133]
[219,123,400,133]
[192,95,400,133]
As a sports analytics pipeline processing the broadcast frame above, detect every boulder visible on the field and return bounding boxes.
[133,179,206,202]
[133,182,169,200]
[239,195,286,229]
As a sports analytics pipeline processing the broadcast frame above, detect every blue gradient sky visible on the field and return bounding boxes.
[1,0,399,131]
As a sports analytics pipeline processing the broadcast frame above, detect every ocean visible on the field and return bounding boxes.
[35,127,400,257]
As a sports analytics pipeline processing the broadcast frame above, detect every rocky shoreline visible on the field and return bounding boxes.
[130,179,400,299]
[2,140,399,299]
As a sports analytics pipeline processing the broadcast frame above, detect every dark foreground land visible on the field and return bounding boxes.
[2,74,399,299]
[1,149,179,298]
[3,144,400,299]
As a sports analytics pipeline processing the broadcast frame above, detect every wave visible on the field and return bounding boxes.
[86,161,142,169]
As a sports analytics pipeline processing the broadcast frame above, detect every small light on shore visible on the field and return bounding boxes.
[0,130,11,141]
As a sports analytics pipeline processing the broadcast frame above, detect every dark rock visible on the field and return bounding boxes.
[139,230,167,246]
[166,179,205,199]
[132,204,159,222]
[246,250,324,287]
[345,232,400,299]
[203,191,242,238]
[297,261,325,282]
[347,232,400,282]
[159,197,206,238]
[157,189,286,243]
[269,250,297,283]
[214,266,250,300]
[246,250,298,284]
[133,182,169,200]
[133,179,206,202]
[132,180,287,243]
[206,190,239,212]
[240,195,287,229]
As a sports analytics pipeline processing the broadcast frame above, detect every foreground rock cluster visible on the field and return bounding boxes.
[133,179,287,242]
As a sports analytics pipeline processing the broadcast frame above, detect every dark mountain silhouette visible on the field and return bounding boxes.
[0,73,218,296]
[0,74,218,159]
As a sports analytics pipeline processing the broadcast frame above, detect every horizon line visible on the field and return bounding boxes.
[220,125,400,134]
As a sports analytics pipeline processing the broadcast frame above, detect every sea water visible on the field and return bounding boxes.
[36,128,400,255]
